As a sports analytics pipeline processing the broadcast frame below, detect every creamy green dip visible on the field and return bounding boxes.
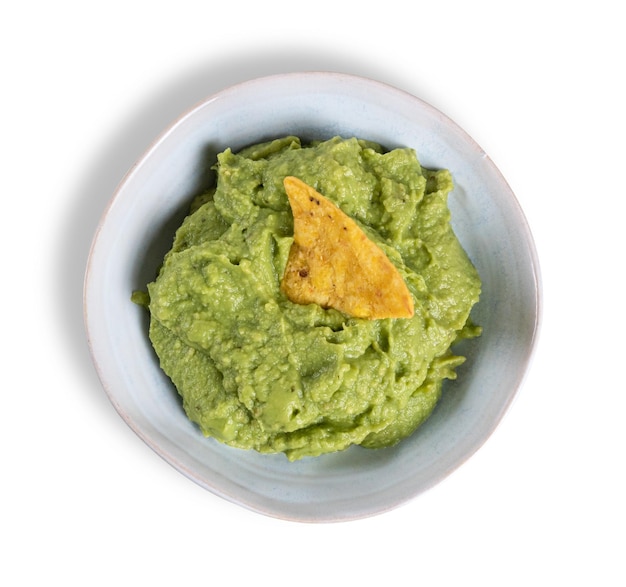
[135,136,481,460]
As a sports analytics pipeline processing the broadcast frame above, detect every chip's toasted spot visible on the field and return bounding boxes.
[280,176,414,319]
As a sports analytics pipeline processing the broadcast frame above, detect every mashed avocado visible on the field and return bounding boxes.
[136,136,481,460]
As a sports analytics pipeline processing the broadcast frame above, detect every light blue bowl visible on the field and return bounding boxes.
[84,72,541,522]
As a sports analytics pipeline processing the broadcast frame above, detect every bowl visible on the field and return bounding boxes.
[84,72,541,522]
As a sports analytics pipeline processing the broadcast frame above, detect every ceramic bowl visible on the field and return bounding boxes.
[84,72,541,522]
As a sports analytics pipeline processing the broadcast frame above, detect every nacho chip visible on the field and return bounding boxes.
[280,176,414,319]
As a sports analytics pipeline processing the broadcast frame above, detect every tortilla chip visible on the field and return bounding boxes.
[280,176,414,319]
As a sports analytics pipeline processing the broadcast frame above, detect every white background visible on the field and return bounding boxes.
[2,1,624,585]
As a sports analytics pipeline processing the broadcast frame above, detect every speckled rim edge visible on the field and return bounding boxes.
[83,71,543,523]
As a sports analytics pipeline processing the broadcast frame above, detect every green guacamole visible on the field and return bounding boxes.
[135,136,481,460]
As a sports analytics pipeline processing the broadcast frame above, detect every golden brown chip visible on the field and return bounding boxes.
[280,176,414,319]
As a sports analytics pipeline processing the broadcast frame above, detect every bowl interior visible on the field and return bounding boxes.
[84,73,540,522]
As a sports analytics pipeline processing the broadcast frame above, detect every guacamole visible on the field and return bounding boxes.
[137,136,481,460]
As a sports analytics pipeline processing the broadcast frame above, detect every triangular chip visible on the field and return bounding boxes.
[280,176,414,319]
